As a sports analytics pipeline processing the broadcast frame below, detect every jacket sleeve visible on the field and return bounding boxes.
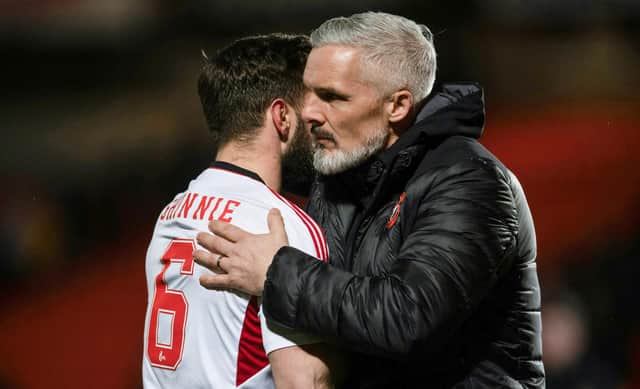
[262,159,519,357]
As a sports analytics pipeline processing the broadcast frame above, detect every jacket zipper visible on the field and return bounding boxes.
[343,167,391,269]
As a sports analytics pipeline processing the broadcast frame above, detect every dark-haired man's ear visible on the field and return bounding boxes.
[270,99,290,141]
[387,90,414,124]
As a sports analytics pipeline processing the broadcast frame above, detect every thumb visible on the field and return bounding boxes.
[267,208,288,244]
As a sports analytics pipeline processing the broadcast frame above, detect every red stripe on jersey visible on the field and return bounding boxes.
[269,189,328,262]
[236,296,269,386]
[280,193,328,261]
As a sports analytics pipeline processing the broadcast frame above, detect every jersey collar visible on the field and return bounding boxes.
[209,161,266,184]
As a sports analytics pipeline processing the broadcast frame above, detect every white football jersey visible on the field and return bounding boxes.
[142,161,328,388]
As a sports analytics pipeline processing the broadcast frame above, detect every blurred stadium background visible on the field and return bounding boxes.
[0,0,639,388]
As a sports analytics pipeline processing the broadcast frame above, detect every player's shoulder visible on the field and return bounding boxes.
[264,191,328,261]
[191,166,326,258]
[261,189,311,225]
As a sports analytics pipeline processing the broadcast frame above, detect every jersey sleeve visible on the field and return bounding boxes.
[259,210,327,354]
[259,299,322,354]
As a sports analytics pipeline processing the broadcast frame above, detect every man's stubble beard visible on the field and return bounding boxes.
[281,116,316,196]
[312,126,389,175]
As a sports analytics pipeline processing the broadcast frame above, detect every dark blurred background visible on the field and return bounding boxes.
[0,1,639,388]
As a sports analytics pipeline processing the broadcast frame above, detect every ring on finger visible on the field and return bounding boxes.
[216,255,224,270]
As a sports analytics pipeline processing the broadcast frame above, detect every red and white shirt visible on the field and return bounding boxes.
[142,161,328,388]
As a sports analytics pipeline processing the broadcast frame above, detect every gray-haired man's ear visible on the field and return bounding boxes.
[419,24,433,42]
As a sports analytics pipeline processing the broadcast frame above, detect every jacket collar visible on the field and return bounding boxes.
[377,82,485,169]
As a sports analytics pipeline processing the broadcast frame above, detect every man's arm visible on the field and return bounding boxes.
[262,159,519,356]
[269,343,344,389]
[194,159,519,356]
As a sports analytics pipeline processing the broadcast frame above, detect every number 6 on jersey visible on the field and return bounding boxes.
[146,239,195,369]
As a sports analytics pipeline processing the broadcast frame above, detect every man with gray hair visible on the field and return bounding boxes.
[194,12,545,388]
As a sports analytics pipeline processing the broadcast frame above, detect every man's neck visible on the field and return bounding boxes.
[215,138,282,192]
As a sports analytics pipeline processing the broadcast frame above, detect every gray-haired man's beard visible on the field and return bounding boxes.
[312,126,389,175]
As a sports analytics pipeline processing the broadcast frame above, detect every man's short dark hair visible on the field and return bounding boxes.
[198,34,311,146]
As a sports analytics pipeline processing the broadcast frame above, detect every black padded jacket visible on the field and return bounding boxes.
[263,83,545,388]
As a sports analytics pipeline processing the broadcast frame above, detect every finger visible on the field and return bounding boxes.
[208,219,252,243]
[193,249,225,274]
[267,208,289,245]
[196,231,234,256]
[215,255,228,273]
[199,273,234,290]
